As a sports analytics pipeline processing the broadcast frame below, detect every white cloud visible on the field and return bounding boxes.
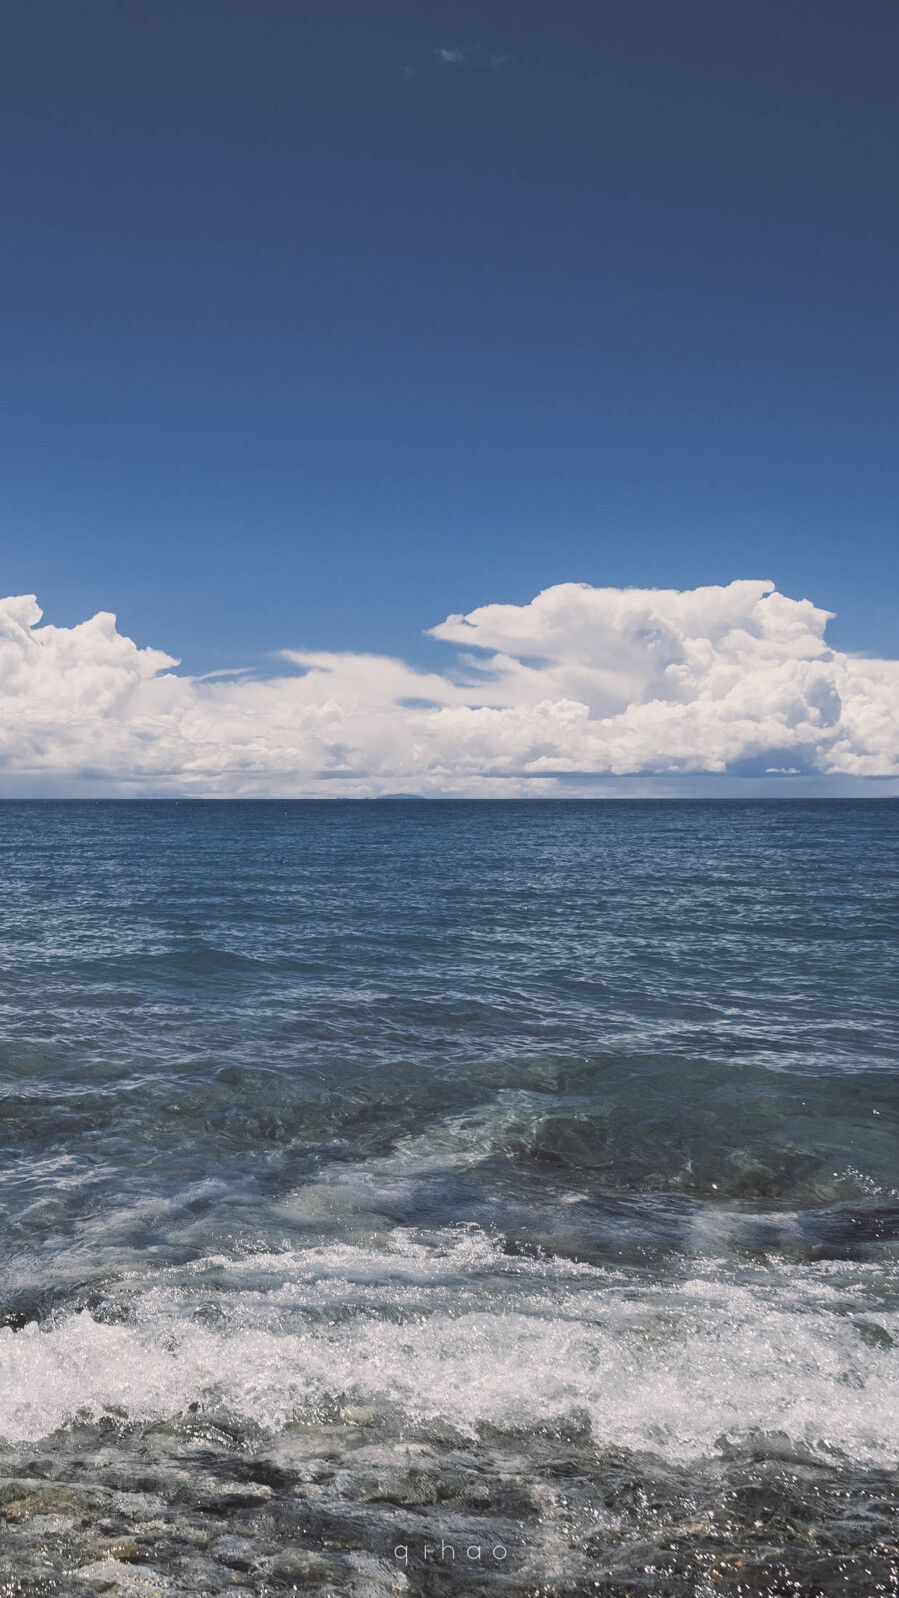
[434,45,508,67]
[404,44,510,77]
[0,582,897,795]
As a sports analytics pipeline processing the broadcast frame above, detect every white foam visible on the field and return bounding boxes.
[1,1229,896,1464]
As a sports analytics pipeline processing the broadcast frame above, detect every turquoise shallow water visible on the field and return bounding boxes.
[0,799,897,1596]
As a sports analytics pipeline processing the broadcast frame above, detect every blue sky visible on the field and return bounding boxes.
[2,0,898,678]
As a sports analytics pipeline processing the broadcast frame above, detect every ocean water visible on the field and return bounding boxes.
[0,799,897,1598]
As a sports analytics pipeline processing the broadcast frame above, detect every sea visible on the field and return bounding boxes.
[0,799,896,1598]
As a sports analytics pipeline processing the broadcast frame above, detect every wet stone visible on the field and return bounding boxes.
[189,1483,273,1514]
[84,1539,144,1562]
[75,1559,172,1593]
[853,1318,895,1350]
[339,1405,379,1428]
[210,1535,261,1570]
[355,1468,441,1507]
[267,1549,344,1584]
[0,1480,98,1521]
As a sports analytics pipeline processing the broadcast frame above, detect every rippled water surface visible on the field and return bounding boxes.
[0,799,897,1596]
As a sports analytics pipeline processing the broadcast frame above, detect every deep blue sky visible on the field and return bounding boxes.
[2,0,897,673]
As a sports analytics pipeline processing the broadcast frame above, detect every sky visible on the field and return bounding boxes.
[1,1,898,794]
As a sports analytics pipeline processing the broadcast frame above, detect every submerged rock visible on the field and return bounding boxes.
[75,1559,172,1593]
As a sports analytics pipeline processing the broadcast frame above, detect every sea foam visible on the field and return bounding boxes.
[1,1229,896,1464]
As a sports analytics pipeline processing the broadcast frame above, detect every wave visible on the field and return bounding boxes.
[1,1229,895,1465]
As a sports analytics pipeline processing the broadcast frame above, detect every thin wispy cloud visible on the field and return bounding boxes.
[193,666,256,681]
[1,581,897,796]
[403,43,510,79]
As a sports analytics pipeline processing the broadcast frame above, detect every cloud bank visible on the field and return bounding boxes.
[0,582,897,795]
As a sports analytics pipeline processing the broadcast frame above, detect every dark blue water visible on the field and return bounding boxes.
[0,801,897,1596]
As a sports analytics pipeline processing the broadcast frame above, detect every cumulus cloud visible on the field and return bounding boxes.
[0,582,897,795]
